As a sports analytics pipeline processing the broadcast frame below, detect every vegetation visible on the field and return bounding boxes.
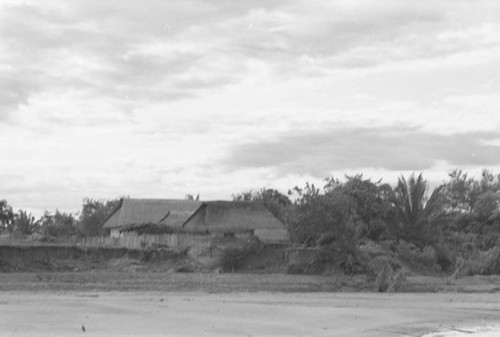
[1,169,500,279]
[233,188,291,223]
[120,223,175,235]
[389,173,448,249]
[231,170,500,277]
[0,199,14,232]
[13,210,39,235]
[38,211,78,237]
[78,198,121,236]
[0,198,120,238]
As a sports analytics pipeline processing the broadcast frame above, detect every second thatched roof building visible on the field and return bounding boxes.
[183,201,289,245]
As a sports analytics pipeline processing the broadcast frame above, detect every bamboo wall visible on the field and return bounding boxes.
[80,233,211,250]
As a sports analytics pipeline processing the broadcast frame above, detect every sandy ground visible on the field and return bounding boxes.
[0,292,499,337]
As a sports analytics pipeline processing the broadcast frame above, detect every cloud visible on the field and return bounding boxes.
[1,0,499,214]
[0,74,38,119]
[1,0,498,121]
[0,0,254,118]
[201,0,500,78]
[222,127,500,177]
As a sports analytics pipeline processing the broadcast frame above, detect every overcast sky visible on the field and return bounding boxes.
[1,0,500,215]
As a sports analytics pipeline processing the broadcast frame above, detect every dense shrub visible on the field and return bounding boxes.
[375,263,393,292]
[395,241,442,274]
[433,244,455,272]
[358,220,389,242]
[219,237,262,272]
[481,247,500,275]
[367,255,402,277]
[78,198,121,236]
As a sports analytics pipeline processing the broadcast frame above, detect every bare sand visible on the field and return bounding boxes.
[423,326,500,337]
[1,292,499,337]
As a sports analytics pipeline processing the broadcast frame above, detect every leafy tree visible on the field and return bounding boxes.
[473,171,500,232]
[441,169,478,213]
[473,191,500,221]
[0,199,14,232]
[39,210,77,237]
[288,182,354,246]
[463,191,500,235]
[257,188,292,223]
[443,169,500,212]
[233,188,291,223]
[442,169,500,234]
[477,169,500,195]
[287,181,366,274]
[325,175,394,241]
[286,175,395,245]
[78,198,121,236]
[389,173,448,248]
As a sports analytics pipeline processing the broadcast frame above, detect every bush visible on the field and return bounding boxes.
[388,270,408,292]
[460,247,500,276]
[358,220,389,242]
[219,237,262,272]
[375,263,393,292]
[367,255,402,277]
[313,245,367,275]
[434,244,455,272]
[482,247,500,275]
[395,241,443,274]
[121,223,175,235]
[374,261,408,292]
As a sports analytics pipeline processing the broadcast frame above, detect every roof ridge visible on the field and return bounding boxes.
[121,198,202,202]
[99,198,124,228]
[181,203,206,227]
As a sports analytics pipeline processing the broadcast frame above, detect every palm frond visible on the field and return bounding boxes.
[391,173,447,248]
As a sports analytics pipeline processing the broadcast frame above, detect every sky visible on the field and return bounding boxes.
[1,0,500,215]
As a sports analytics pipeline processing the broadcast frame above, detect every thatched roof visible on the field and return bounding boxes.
[102,198,202,229]
[183,201,289,243]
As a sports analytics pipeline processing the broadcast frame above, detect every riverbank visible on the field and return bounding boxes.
[0,292,498,336]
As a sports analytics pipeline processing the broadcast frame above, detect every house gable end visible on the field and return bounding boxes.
[101,199,124,229]
[182,203,208,232]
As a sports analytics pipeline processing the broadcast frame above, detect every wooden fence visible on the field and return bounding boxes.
[0,232,211,250]
[80,233,211,250]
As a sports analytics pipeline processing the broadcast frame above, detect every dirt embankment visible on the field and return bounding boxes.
[1,245,500,293]
[0,243,295,273]
[2,244,500,294]
[0,245,178,272]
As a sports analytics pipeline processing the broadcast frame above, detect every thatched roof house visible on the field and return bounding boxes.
[183,201,289,244]
[102,198,202,236]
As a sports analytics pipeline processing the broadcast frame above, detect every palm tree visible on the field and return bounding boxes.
[14,210,38,235]
[390,174,447,248]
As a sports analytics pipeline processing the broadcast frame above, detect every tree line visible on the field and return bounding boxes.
[233,169,500,273]
[0,198,120,237]
[235,170,499,245]
[1,169,499,254]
